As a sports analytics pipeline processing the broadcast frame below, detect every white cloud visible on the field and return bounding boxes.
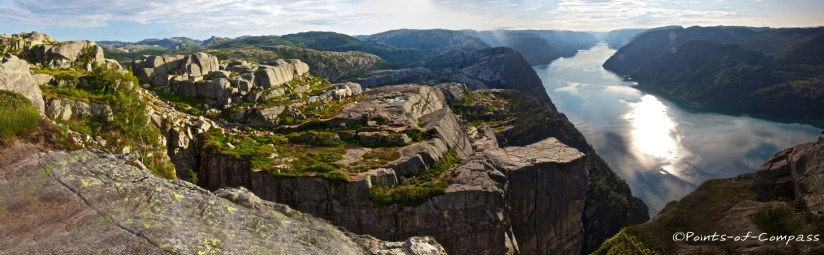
[0,0,820,40]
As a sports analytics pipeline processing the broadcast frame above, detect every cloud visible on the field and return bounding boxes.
[0,0,820,41]
[0,0,384,37]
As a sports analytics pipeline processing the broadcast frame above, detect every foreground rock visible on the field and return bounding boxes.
[0,145,445,255]
[0,54,45,113]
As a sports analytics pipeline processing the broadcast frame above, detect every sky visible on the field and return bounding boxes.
[0,0,822,41]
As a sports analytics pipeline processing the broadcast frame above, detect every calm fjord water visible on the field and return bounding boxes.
[534,42,824,216]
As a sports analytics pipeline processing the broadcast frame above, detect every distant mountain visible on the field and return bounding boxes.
[496,32,560,65]
[460,29,598,65]
[604,28,647,49]
[351,35,370,41]
[365,29,489,55]
[282,31,370,52]
[603,26,824,120]
[97,37,203,48]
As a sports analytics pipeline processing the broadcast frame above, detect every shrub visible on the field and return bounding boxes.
[0,91,41,143]
[404,128,425,142]
[749,206,800,236]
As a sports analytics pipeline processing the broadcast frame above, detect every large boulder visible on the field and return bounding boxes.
[255,59,310,88]
[132,53,219,84]
[0,145,446,255]
[31,41,104,69]
[754,131,824,214]
[0,54,45,113]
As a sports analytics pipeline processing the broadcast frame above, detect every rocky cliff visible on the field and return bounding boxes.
[424,47,556,109]
[211,45,388,82]
[501,33,561,66]
[447,88,650,254]
[595,131,824,254]
[185,83,594,255]
[603,26,824,120]
[0,143,445,254]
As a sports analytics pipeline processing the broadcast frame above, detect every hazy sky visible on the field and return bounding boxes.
[0,0,822,41]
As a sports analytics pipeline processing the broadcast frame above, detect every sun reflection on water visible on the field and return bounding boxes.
[624,95,685,175]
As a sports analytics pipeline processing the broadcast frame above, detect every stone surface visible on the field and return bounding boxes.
[754,132,824,214]
[0,54,45,113]
[45,98,73,121]
[196,135,587,255]
[434,83,468,104]
[32,40,104,68]
[90,102,114,121]
[132,53,219,84]
[255,59,310,88]
[0,31,55,55]
[32,73,54,86]
[0,146,445,255]
[329,85,446,128]
[247,106,286,127]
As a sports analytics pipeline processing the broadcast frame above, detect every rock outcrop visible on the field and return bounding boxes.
[0,145,446,255]
[255,59,310,88]
[44,97,113,121]
[196,137,587,255]
[447,88,650,254]
[0,54,45,113]
[192,84,593,255]
[425,47,556,110]
[0,31,56,54]
[754,131,824,214]
[31,40,105,69]
[595,132,824,254]
[132,53,221,84]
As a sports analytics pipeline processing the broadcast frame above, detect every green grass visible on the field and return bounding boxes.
[202,129,351,182]
[152,88,206,115]
[369,150,460,207]
[594,174,758,254]
[0,91,41,143]
[370,181,448,207]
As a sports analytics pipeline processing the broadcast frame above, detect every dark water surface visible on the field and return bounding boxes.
[533,42,824,216]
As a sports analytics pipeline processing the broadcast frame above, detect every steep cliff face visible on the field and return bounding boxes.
[425,47,556,110]
[196,134,588,255]
[595,132,824,254]
[191,84,592,255]
[0,144,445,255]
[447,88,649,254]
[505,35,560,66]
